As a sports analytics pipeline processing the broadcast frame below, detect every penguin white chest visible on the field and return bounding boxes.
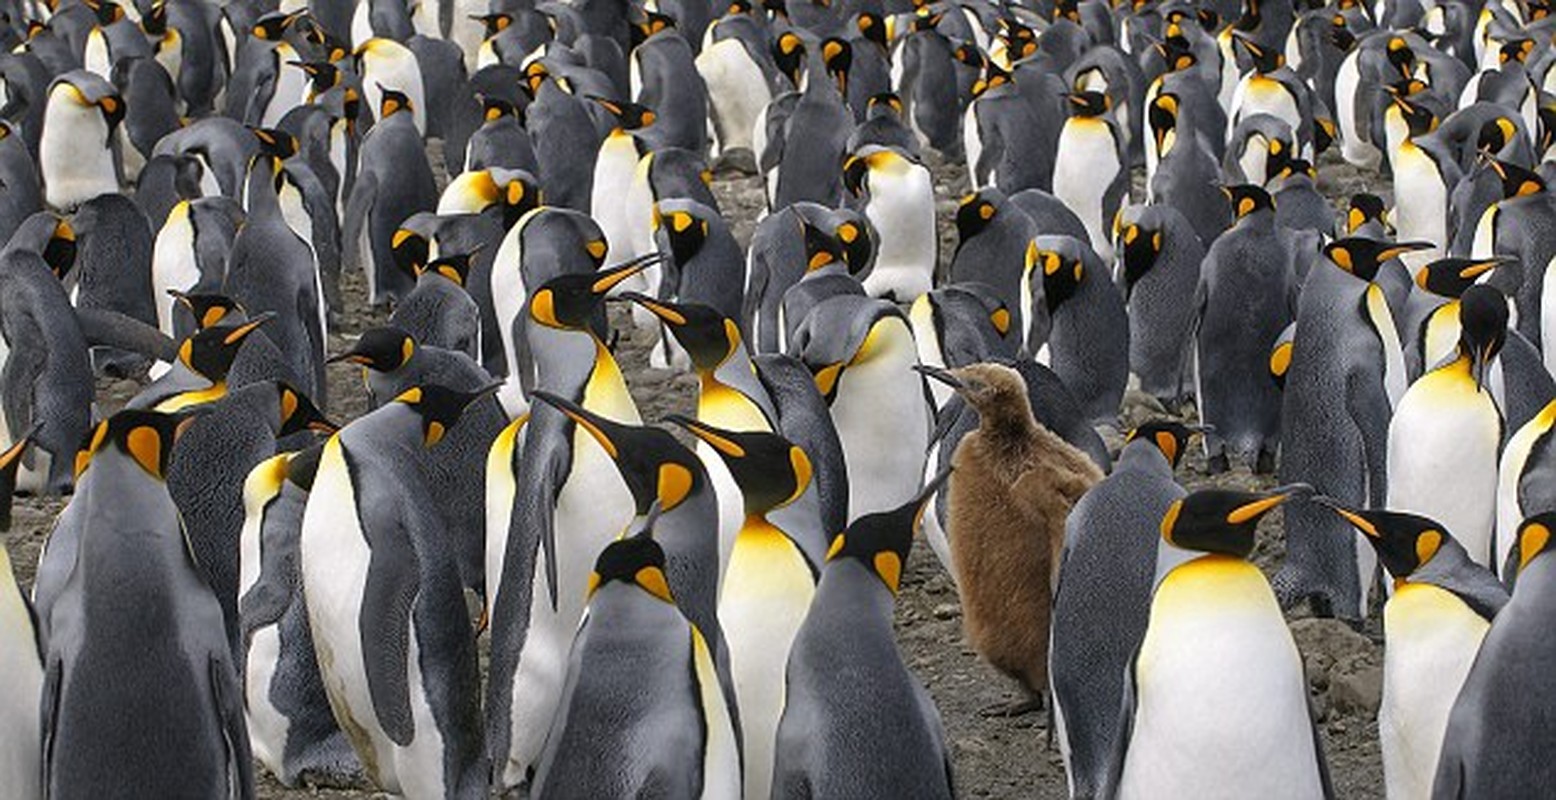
[1119,557,1324,799]
[299,439,398,789]
[1053,118,1120,262]
[151,206,200,336]
[1379,583,1490,800]
[263,54,307,128]
[696,38,769,156]
[1233,76,1301,136]
[829,320,931,519]
[591,134,642,263]
[858,163,937,301]
[1391,145,1447,259]
[0,558,41,800]
[1387,370,1501,566]
[39,96,118,209]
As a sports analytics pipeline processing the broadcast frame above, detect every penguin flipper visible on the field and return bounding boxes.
[1307,696,1336,800]
[1344,367,1392,508]
[342,173,379,279]
[1097,652,1139,800]
[73,307,179,362]
[210,653,257,799]
[361,518,420,747]
[0,330,41,441]
[40,655,60,793]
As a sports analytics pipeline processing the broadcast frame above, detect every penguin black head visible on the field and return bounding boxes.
[621,295,739,370]
[1384,35,1415,77]
[251,127,298,160]
[728,0,755,14]
[0,427,37,530]
[842,153,870,197]
[866,92,903,119]
[857,12,890,50]
[480,95,520,124]
[251,10,299,41]
[178,313,275,379]
[911,7,946,32]
[391,384,500,447]
[1499,37,1535,64]
[532,390,704,513]
[1414,256,1513,298]
[1346,194,1391,234]
[1052,0,1081,22]
[971,61,1011,98]
[1148,93,1180,153]
[801,219,846,272]
[1125,420,1198,468]
[76,409,192,481]
[833,215,874,275]
[652,203,710,263]
[275,382,337,437]
[1476,116,1520,156]
[1458,284,1508,386]
[1115,217,1164,299]
[1539,103,1556,154]
[632,10,675,47]
[391,227,430,276]
[472,12,512,36]
[471,169,541,228]
[1388,90,1438,138]
[1027,238,1088,313]
[1156,34,1198,72]
[587,96,656,131]
[1487,157,1547,199]
[1065,90,1110,118]
[821,37,852,95]
[588,534,674,604]
[1222,183,1274,219]
[423,252,475,287]
[999,17,1038,59]
[169,290,244,330]
[42,216,75,279]
[1529,0,1552,21]
[1160,486,1310,558]
[1511,513,1556,577]
[328,326,416,372]
[528,254,661,331]
[668,417,813,515]
[772,32,806,88]
[83,0,125,25]
[825,469,950,594]
[1231,31,1284,72]
[293,60,341,94]
[1314,498,1449,581]
[1322,237,1433,281]
[377,85,412,120]
[142,0,168,36]
[955,191,1000,242]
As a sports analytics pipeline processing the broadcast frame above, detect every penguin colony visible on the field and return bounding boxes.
[4,0,1556,798]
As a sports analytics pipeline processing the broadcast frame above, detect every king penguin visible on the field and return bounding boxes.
[1050,421,1195,800]
[789,293,932,520]
[1053,90,1127,263]
[842,144,936,301]
[485,260,650,793]
[668,416,828,800]
[1387,285,1506,570]
[1433,512,1556,796]
[1024,235,1130,426]
[529,524,740,798]
[1104,486,1332,800]
[1113,204,1204,404]
[345,87,438,307]
[299,385,490,799]
[1316,499,1506,800]
[771,472,955,800]
[38,70,124,210]
[0,525,41,800]
[41,410,255,799]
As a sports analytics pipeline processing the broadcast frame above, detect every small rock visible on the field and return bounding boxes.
[1329,664,1383,717]
[933,603,960,620]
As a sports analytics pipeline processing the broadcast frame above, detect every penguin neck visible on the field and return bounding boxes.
[970,395,1040,455]
[244,160,284,219]
[1119,438,1173,473]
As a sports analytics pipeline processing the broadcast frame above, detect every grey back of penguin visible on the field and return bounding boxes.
[0,120,42,236]
[1117,204,1204,402]
[1031,235,1129,426]
[346,105,438,307]
[390,266,482,360]
[949,188,1036,338]
[632,27,709,154]
[71,192,158,376]
[1051,435,1185,798]
[754,352,850,541]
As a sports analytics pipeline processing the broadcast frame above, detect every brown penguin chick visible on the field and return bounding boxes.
[919,362,1104,715]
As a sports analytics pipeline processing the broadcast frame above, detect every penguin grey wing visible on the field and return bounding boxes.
[1517,431,1556,530]
[41,655,61,791]
[1308,690,1336,800]
[360,508,421,747]
[972,112,1002,189]
[912,678,956,796]
[209,653,257,799]
[1431,720,1469,800]
[237,571,291,647]
[754,353,850,538]
[73,307,179,362]
[342,171,379,278]
[0,315,43,440]
[1345,343,1393,509]
[1098,650,1139,800]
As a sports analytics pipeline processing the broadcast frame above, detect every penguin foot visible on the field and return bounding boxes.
[1255,449,1278,475]
[978,697,1044,718]
[1207,453,1230,474]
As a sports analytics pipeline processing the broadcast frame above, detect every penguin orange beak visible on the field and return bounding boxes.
[619,292,688,326]
[589,252,665,297]
[1311,495,1381,537]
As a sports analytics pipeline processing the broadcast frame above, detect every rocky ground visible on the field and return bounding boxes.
[1,149,1391,798]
